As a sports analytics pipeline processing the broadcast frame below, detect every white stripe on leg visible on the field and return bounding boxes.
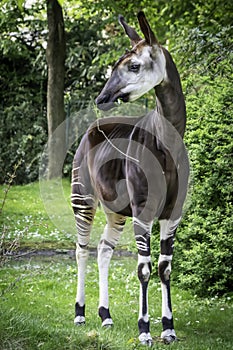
[97,212,125,326]
[76,244,89,307]
[98,242,113,309]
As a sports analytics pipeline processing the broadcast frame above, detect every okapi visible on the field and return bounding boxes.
[71,11,189,346]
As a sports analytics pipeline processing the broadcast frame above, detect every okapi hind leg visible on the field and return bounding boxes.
[73,200,97,325]
[158,218,181,343]
[71,164,98,326]
[98,212,126,327]
[73,203,97,326]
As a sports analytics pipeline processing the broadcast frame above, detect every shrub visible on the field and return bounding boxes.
[172,73,233,296]
[151,24,233,297]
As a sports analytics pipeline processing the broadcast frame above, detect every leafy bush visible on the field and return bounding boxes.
[151,24,233,297]
[167,24,233,296]
[0,1,47,184]
[0,99,47,184]
[0,2,110,184]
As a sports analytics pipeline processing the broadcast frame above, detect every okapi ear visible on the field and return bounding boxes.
[137,11,159,46]
[118,15,142,47]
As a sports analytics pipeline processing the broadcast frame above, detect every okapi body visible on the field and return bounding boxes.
[71,12,189,346]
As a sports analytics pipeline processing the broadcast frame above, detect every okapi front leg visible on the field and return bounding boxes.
[98,239,114,326]
[134,218,153,346]
[158,218,180,343]
[74,245,89,325]
[98,213,125,327]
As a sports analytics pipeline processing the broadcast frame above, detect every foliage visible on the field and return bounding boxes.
[0,0,47,184]
[168,23,233,297]
[0,160,23,266]
[1,0,232,183]
[173,80,233,296]
[0,0,112,183]
[149,19,233,297]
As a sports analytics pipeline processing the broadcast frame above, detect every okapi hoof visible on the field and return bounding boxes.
[139,332,153,347]
[102,318,114,328]
[74,315,85,325]
[99,307,113,328]
[161,329,177,344]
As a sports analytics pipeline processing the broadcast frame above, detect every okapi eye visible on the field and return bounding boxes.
[129,63,140,73]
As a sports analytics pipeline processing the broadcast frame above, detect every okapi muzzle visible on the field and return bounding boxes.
[95,69,130,111]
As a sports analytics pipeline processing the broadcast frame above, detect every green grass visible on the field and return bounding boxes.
[0,179,133,250]
[0,255,232,350]
[1,181,233,349]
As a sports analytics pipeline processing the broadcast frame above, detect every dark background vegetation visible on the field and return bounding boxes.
[0,0,232,297]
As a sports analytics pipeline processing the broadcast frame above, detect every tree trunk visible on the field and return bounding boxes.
[46,0,66,179]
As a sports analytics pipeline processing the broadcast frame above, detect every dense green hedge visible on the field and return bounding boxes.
[152,25,233,297]
[172,76,233,297]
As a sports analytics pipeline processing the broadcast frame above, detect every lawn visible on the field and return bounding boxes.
[0,179,134,250]
[0,181,232,349]
[0,254,232,350]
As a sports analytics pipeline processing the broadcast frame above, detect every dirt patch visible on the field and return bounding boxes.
[14,248,136,260]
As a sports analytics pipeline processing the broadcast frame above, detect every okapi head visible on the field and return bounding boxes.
[96,11,166,111]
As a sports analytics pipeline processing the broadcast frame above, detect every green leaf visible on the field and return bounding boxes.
[17,0,24,11]
[57,0,64,7]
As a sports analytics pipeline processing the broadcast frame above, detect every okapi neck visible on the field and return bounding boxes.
[154,48,186,138]
[154,87,186,139]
